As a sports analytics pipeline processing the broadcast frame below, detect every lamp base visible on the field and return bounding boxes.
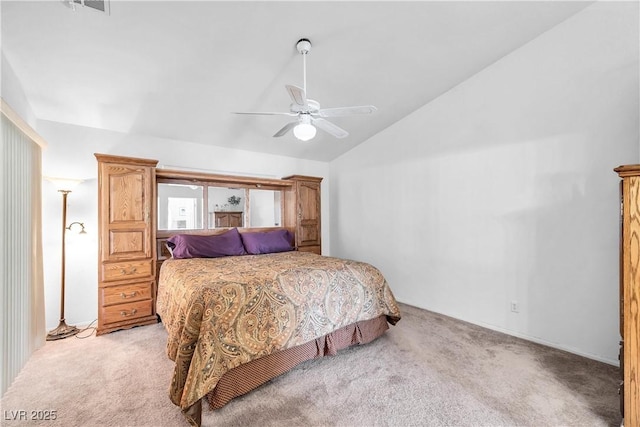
[46,320,80,341]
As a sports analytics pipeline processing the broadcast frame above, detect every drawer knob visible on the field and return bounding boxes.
[120,267,138,275]
[120,291,138,299]
[120,309,138,317]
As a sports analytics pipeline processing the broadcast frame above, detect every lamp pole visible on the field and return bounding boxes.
[46,189,80,341]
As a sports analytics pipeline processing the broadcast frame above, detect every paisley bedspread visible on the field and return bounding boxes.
[156,251,401,411]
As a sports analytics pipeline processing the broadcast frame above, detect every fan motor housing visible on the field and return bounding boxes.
[290,99,320,113]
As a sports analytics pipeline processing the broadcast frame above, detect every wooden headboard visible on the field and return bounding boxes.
[154,168,321,280]
[154,166,308,276]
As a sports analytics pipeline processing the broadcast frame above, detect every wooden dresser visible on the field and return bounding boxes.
[214,211,243,228]
[96,154,159,335]
[615,164,640,427]
[283,175,322,255]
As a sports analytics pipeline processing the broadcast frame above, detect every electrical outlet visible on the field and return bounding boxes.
[510,301,519,313]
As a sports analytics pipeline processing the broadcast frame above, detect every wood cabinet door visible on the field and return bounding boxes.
[296,180,321,247]
[622,175,640,425]
[616,165,640,426]
[215,212,229,227]
[215,212,243,228]
[229,212,243,227]
[100,162,153,262]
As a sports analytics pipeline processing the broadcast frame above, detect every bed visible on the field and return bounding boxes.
[156,228,401,426]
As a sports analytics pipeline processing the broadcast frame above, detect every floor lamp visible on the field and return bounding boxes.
[46,179,86,341]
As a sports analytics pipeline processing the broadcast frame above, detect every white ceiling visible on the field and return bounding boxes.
[1,1,591,161]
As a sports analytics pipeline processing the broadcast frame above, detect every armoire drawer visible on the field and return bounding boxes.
[101,259,153,282]
[100,282,153,306]
[100,300,153,325]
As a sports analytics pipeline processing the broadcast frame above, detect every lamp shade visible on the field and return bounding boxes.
[293,123,316,141]
[45,177,84,192]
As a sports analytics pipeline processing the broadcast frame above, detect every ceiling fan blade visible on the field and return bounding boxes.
[317,105,378,118]
[232,111,297,116]
[285,85,308,108]
[312,118,349,139]
[273,121,298,138]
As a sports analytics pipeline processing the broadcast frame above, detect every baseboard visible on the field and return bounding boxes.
[473,320,619,366]
[399,302,619,366]
[46,319,97,333]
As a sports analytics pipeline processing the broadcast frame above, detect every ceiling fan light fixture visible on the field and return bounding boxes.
[293,122,316,141]
[234,37,376,141]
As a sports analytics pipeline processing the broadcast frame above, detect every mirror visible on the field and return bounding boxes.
[208,187,245,229]
[158,180,283,230]
[249,189,281,227]
[157,183,204,230]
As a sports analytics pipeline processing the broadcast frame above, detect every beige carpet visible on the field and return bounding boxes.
[1,304,620,427]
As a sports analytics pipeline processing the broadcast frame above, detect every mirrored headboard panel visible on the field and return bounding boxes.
[157,183,204,231]
[156,169,294,237]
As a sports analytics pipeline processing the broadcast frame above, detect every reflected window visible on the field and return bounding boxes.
[158,183,203,230]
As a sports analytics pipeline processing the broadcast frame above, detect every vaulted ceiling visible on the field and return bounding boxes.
[1,1,591,161]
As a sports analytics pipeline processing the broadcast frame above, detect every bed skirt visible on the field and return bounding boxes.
[183,315,391,426]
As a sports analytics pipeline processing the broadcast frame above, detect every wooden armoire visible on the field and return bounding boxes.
[283,175,322,255]
[615,164,640,427]
[95,154,159,335]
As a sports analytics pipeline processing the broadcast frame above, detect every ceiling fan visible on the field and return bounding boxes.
[233,38,377,141]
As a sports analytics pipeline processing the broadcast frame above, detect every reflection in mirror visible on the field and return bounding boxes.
[157,183,204,230]
[249,189,281,227]
[208,187,245,229]
[158,182,284,230]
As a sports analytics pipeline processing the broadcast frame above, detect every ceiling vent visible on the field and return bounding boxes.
[70,0,110,14]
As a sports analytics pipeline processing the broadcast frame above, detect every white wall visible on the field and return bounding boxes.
[329,2,639,364]
[1,52,37,128]
[36,120,330,330]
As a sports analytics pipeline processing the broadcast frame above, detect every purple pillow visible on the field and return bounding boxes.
[240,229,294,255]
[167,228,247,259]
